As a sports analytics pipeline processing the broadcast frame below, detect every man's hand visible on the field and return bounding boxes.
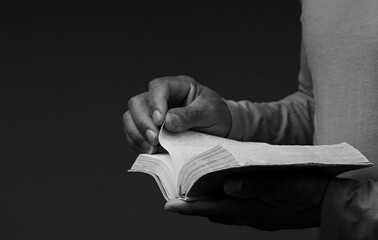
[165,171,330,231]
[123,75,232,153]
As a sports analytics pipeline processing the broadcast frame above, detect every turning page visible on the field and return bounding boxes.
[158,126,237,174]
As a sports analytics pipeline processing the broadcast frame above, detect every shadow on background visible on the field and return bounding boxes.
[1,1,312,239]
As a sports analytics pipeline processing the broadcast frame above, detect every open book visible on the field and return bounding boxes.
[129,128,372,201]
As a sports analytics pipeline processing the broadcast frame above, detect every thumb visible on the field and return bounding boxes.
[164,100,204,132]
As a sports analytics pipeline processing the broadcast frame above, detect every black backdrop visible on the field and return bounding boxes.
[1,1,312,239]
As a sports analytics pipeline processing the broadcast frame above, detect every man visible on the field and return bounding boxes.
[123,0,378,239]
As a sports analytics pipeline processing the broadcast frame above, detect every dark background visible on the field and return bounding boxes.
[1,1,311,239]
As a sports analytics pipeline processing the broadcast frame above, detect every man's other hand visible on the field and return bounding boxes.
[123,76,232,153]
[165,171,330,231]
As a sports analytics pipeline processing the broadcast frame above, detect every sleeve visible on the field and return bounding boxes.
[320,178,378,240]
[224,43,314,145]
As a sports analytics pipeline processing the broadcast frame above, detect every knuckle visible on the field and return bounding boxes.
[135,116,148,130]
[135,116,144,127]
[148,78,164,90]
[179,75,195,83]
[127,92,148,109]
[180,75,199,92]
[122,111,131,124]
[128,95,139,109]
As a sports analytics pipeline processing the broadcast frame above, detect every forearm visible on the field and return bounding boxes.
[225,89,314,144]
[225,42,314,145]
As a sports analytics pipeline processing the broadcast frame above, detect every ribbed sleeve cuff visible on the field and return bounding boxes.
[224,100,244,140]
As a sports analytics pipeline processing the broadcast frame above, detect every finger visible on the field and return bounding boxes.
[125,132,165,154]
[165,198,265,223]
[164,199,226,217]
[123,111,145,144]
[148,76,192,126]
[124,130,164,154]
[128,93,159,145]
[124,131,144,153]
[123,111,154,153]
[164,98,204,132]
[165,198,273,229]
[123,112,165,153]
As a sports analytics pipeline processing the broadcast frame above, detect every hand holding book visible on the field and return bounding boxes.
[165,170,329,230]
[123,75,232,154]
[125,76,373,231]
[129,127,372,201]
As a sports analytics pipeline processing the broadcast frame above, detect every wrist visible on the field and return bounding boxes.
[223,99,243,140]
[220,98,232,137]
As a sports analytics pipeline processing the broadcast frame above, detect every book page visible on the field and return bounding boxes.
[158,126,237,174]
[182,142,372,199]
[129,153,178,200]
[223,142,370,165]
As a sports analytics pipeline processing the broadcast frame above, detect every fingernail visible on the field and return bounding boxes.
[146,129,158,145]
[153,111,162,125]
[224,179,242,194]
[166,113,179,129]
[141,141,153,154]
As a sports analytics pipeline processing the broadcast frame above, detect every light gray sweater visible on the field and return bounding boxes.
[226,0,378,239]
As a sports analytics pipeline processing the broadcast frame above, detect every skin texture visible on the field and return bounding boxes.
[123,75,232,154]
